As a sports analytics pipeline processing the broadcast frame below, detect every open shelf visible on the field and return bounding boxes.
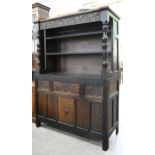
[46,35,102,54]
[46,51,102,56]
[45,54,102,75]
[46,30,102,40]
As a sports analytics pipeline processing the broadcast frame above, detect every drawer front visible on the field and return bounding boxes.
[77,99,90,129]
[58,96,75,125]
[53,81,79,95]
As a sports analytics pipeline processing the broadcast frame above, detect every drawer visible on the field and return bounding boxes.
[58,96,75,125]
[53,81,79,95]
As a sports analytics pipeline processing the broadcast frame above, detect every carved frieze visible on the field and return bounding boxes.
[40,11,101,30]
[85,84,103,98]
[38,80,49,91]
[53,81,79,95]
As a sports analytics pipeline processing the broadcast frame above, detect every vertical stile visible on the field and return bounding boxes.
[44,29,46,70]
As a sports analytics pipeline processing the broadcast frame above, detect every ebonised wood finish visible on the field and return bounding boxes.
[34,6,120,151]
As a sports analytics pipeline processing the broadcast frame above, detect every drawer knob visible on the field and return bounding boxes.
[64,106,69,114]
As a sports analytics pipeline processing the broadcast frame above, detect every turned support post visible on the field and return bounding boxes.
[102,21,110,151]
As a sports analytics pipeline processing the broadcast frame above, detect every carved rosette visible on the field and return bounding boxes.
[102,21,109,70]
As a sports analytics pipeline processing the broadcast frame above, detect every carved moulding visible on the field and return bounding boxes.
[40,11,101,30]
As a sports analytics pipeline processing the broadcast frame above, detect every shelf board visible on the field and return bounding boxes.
[46,51,102,56]
[46,31,102,40]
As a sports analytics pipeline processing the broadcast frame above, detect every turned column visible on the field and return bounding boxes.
[102,20,110,151]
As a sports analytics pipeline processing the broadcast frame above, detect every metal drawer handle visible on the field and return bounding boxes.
[64,106,69,114]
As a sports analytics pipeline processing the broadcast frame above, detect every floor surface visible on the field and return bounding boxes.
[32,123,123,155]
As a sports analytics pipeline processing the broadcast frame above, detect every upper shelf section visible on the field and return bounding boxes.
[46,30,102,40]
[36,6,120,30]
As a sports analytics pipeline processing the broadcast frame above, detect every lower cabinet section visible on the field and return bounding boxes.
[58,96,75,125]
[37,81,118,137]
[37,93,104,132]
[37,93,118,136]
[36,79,119,151]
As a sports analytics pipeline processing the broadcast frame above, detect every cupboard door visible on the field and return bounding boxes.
[38,93,47,116]
[47,95,57,120]
[77,99,90,129]
[58,96,74,125]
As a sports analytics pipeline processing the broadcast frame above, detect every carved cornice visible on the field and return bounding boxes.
[40,11,101,30]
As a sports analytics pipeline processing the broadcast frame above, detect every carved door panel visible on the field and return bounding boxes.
[38,93,47,116]
[47,95,57,120]
[91,102,103,132]
[77,99,90,129]
[58,96,74,125]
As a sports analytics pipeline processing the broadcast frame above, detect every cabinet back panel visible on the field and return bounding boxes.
[60,36,102,53]
[61,55,102,74]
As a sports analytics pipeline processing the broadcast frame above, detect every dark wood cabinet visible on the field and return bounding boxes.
[34,7,120,151]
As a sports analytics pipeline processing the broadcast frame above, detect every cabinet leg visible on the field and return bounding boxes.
[102,138,109,151]
[36,120,41,128]
[116,126,119,134]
